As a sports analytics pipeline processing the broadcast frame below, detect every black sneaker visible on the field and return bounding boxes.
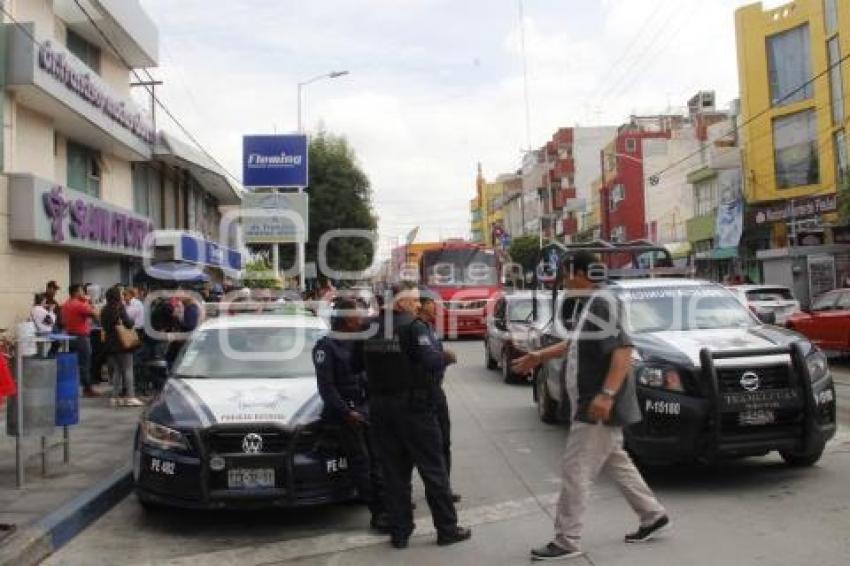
[625,515,670,543]
[530,543,584,561]
[437,526,472,546]
[391,536,409,549]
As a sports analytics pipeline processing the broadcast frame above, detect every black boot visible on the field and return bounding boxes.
[437,526,472,546]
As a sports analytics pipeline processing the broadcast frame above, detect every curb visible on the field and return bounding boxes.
[0,465,132,566]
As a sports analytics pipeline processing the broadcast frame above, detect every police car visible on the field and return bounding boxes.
[534,278,838,466]
[133,314,359,509]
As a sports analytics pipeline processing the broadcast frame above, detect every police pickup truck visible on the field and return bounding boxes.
[532,244,837,467]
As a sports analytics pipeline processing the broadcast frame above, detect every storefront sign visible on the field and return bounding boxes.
[37,41,154,144]
[752,194,837,225]
[243,135,308,187]
[808,254,836,298]
[241,192,309,243]
[178,234,242,272]
[9,174,153,257]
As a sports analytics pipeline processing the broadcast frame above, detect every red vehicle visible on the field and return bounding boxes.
[419,241,500,337]
[786,288,850,351]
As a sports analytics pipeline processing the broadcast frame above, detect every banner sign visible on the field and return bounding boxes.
[241,192,309,243]
[715,197,743,249]
[178,234,242,272]
[242,135,308,187]
[752,194,837,225]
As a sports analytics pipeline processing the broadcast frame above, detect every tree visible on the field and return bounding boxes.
[279,131,377,280]
[243,258,281,288]
[508,235,541,274]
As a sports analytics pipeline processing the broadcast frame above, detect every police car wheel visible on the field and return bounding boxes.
[502,351,514,383]
[485,341,497,370]
[779,443,825,467]
[536,370,557,424]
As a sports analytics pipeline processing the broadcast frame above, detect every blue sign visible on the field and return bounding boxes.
[179,234,242,272]
[243,134,309,187]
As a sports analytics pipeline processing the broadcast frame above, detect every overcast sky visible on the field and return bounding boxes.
[137,0,781,257]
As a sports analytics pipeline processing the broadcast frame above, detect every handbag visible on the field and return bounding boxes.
[116,319,141,351]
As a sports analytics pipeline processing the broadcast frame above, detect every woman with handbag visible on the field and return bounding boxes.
[101,286,142,407]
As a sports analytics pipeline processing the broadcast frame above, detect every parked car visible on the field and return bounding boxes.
[786,288,850,352]
[484,292,552,383]
[727,284,801,325]
[534,278,837,467]
[133,314,361,509]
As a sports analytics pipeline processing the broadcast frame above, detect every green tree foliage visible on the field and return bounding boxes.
[243,258,280,288]
[508,235,541,274]
[279,131,377,277]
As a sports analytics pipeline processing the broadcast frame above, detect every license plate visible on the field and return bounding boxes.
[738,409,775,426]
[721,388,800,412]
[227,468,275,489]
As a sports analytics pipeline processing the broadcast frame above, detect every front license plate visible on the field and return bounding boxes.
[227,468,275,489]
[738,409,775,426]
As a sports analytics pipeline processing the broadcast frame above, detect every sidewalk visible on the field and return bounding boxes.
[0,383,141,565]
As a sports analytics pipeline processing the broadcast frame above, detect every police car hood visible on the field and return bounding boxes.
[156,377,322,429]
[633,325,808,368]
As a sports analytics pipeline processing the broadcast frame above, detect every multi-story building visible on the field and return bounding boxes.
[496,171,523,243]
[736,0,848,247]
[470,164,504,247]
[0,1,242,329]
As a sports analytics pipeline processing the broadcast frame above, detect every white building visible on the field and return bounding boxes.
[1,1,241,329]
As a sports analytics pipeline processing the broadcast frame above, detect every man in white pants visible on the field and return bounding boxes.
[514,252,669,561]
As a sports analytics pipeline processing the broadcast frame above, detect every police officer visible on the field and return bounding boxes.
[364,283,471,549]
[417,293,461,502]
[313,297,388,532]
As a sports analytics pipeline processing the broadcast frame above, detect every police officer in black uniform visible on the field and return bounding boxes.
[364,283,471,549]
[418,293,461,502]
[313,297,388,532]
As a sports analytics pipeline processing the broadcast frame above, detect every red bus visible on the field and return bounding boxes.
[419,240,501,337]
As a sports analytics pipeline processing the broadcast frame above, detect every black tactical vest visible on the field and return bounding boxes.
[363,310,431,396]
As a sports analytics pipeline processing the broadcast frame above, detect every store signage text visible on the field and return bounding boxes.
[43,187,153,251]
[752,194,837,225]
[38,41,154,143]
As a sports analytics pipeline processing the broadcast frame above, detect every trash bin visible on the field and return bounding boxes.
[55,352,79,426]
[6,357,57,437]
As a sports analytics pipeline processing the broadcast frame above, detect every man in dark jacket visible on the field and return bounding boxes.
[313,297,387,532]
[364,283,470,549]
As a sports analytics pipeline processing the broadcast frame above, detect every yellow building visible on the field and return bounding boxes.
[471,165,505,247]
[736,0,848,220]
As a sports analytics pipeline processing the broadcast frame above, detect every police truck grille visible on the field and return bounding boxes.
[716,364,790,392]
[206,430,289,454]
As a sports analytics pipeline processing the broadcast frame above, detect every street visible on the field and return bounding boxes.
[46,340,850,566]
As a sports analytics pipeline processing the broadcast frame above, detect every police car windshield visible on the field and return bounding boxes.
[173,326,325,379]
[622,287,756,334]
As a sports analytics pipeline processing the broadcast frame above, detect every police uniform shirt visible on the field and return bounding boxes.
[409,319,448,377]
[313,336,365,420]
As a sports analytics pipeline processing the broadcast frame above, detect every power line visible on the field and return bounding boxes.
[69,0,243,187]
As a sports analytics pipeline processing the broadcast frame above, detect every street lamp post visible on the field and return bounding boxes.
[293,70,349,290]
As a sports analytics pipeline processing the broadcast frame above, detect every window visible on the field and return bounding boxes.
[835,130,848,189]
[66,30,100,74]
[773,109,819,189]
[766,25,812,106]
[625,138,637,153]
[132,164,149,216]
[828,37,844,125]
[610,225,626,243]
[824,0,838,36]
[695,180,718,216]
[66,141,101,196]
[557,144,572,159]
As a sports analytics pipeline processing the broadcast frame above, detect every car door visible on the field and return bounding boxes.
[800,292,840,348]
[828,291,850,350]
[489,298,507,362]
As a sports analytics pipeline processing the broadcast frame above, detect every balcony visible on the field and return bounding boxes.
[552,188,576,209]
[54,0,159,67]
[562,217,579,236]
[5,23,154,160]
[551,159,575,180]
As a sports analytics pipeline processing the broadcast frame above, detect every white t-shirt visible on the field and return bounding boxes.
[31,305,55,333]
[125,298,145,329]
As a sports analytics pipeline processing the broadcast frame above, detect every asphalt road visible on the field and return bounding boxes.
[46,340,850,566]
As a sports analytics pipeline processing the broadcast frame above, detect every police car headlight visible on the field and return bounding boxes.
[637,366,684,392]
[141,421,190,451]
[806,351,829,382]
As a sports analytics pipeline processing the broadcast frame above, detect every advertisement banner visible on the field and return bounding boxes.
[751,194,837,225]
[715,197,743,249]
[242,192,309,243]
[243,134,308,188]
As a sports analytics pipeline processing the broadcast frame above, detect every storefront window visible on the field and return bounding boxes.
[67,140,101,197]
[824,0,838,36]
[767,25,812,106]
[132,164,150,216]
[773,110,819,189]
[66,30,100,74]
[835,130,848,189]
[828,37,844,125]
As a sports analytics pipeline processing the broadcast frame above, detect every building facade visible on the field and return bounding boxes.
[0,1,241,329]
[470,164,505,247]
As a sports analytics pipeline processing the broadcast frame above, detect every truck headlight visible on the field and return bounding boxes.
[806,351,829,382]
[141,421,190,451]
[637,366,684,392]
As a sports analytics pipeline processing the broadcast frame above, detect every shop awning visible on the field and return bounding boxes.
[695,247,738,260]
[154,132,243,205]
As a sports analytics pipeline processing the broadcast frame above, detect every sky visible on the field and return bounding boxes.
[137,0,784,258]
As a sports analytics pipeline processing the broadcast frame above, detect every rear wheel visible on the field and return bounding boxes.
[484,340,497,370]
[502,351,515,384]
[780,442,825,467]
[536,369,558,424]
